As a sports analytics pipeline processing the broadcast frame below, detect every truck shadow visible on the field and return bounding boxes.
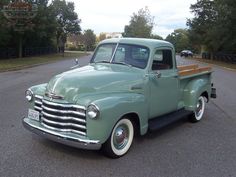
[35,136,105,160]
[33,116,191,159]
[137,116,190,141]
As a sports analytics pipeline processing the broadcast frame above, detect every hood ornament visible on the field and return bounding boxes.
[45,92,64,100]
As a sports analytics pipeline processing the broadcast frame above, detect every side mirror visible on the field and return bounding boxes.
[70,58,80,69]
[75,58,79,66]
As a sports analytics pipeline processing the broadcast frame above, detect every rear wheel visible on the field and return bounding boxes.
[189,96,206,123]
[102,118,134,158]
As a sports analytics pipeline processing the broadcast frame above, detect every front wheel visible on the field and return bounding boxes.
[189,96,206,123]
[102,118,134,158]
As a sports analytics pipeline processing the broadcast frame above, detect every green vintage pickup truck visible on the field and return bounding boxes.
[23,38,216,158]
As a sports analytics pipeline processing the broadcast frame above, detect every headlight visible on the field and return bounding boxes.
[25,89,33,101]
[87,104,100,119]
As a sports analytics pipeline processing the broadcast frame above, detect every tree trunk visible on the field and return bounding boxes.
[19,34,23,58]
[210,52,214,60]
[56,36,60,53]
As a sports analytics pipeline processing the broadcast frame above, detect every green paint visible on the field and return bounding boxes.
[25,38,213,144]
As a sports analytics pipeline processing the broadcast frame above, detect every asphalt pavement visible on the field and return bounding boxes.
[0,55,236,177]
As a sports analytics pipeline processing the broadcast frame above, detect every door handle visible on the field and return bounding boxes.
[156,71,162,78]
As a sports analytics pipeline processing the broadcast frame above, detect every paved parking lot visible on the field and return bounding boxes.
[0,55,236,177]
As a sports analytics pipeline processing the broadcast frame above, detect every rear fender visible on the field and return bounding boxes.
[183,78,211,111]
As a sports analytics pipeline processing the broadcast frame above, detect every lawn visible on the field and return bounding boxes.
[0,51,89,72]
[190,56,236,71]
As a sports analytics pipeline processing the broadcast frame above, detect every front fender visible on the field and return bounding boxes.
[79,93,148,144]
[183,77,211,111]
[27,83,47,108]
[29,83,47,96]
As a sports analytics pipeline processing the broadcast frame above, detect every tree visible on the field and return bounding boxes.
[50,0,81,52]
[187,0,236,54]
[98,33,107,42]
[0,0,82,58]
[165,29,190,53]
[79,29,96,51]
[0,0,11,48]
[214,0,236,53]
[187,0,217,54]
[0,0,57,55]
[123,7,154,38]
[1,0,38,58]
[24,0,57,47]
[151,34,163,40]
[67,34,80,47]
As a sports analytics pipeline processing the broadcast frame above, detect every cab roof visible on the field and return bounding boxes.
[99,37,174,49]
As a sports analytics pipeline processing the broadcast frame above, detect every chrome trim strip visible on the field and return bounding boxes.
[41,117,86,130]
[35,95,43,99]
[43,99,86,110]
[34,106,42,111]
[41,122,86,136]
[35,100,42,105]
[110,43,119,62]
[42,105,85,117]
[42,111,86,123]
[23,117,100,150]
[45,92,64,100]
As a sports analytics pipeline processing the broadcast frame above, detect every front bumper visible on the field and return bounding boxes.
[22,117,101,150]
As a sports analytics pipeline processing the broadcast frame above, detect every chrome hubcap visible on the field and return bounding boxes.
[113,125,129,150]
[196,99,203,117]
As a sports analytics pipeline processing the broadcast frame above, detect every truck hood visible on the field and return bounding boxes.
[46,64,144,103]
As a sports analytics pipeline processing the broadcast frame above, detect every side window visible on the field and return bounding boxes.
[152,49,173,70]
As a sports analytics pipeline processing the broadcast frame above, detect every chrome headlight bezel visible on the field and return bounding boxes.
[87,104,100,119]
[25,89,33,102]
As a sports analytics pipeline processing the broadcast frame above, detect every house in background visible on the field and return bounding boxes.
[104,32,122,38]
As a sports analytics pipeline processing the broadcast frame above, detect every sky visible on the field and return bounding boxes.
[73,0,197,38]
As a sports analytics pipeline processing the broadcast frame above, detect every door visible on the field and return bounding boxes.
[149,48,179,118]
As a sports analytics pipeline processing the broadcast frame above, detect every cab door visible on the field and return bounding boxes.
[148,48,179,118]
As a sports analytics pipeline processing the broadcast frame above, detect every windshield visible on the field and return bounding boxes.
[91,43,150,69]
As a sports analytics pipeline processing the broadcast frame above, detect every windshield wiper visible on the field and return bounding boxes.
[94,60,110,64]
[112,62,132,67]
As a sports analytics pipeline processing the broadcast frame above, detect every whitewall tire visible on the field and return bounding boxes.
[102,118,134,158]
[189,96,206,123]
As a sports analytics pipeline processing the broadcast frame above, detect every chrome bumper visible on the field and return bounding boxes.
[22,117,101,150]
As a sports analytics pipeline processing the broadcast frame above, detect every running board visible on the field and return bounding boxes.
[148,109,192,131]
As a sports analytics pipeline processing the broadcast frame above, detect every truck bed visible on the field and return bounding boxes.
[178,64,212,77]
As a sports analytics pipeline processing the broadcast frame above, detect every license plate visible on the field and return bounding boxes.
[28,109,40,121]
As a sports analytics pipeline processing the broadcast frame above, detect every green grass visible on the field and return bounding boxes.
[191,56,236,71]
[0,51,89,72]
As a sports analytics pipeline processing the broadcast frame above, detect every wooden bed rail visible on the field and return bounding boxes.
[178,65,212,77]
[177,64,199,71]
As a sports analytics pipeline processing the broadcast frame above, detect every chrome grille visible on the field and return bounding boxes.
[34,95,43,113]
[34,95,87,136]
